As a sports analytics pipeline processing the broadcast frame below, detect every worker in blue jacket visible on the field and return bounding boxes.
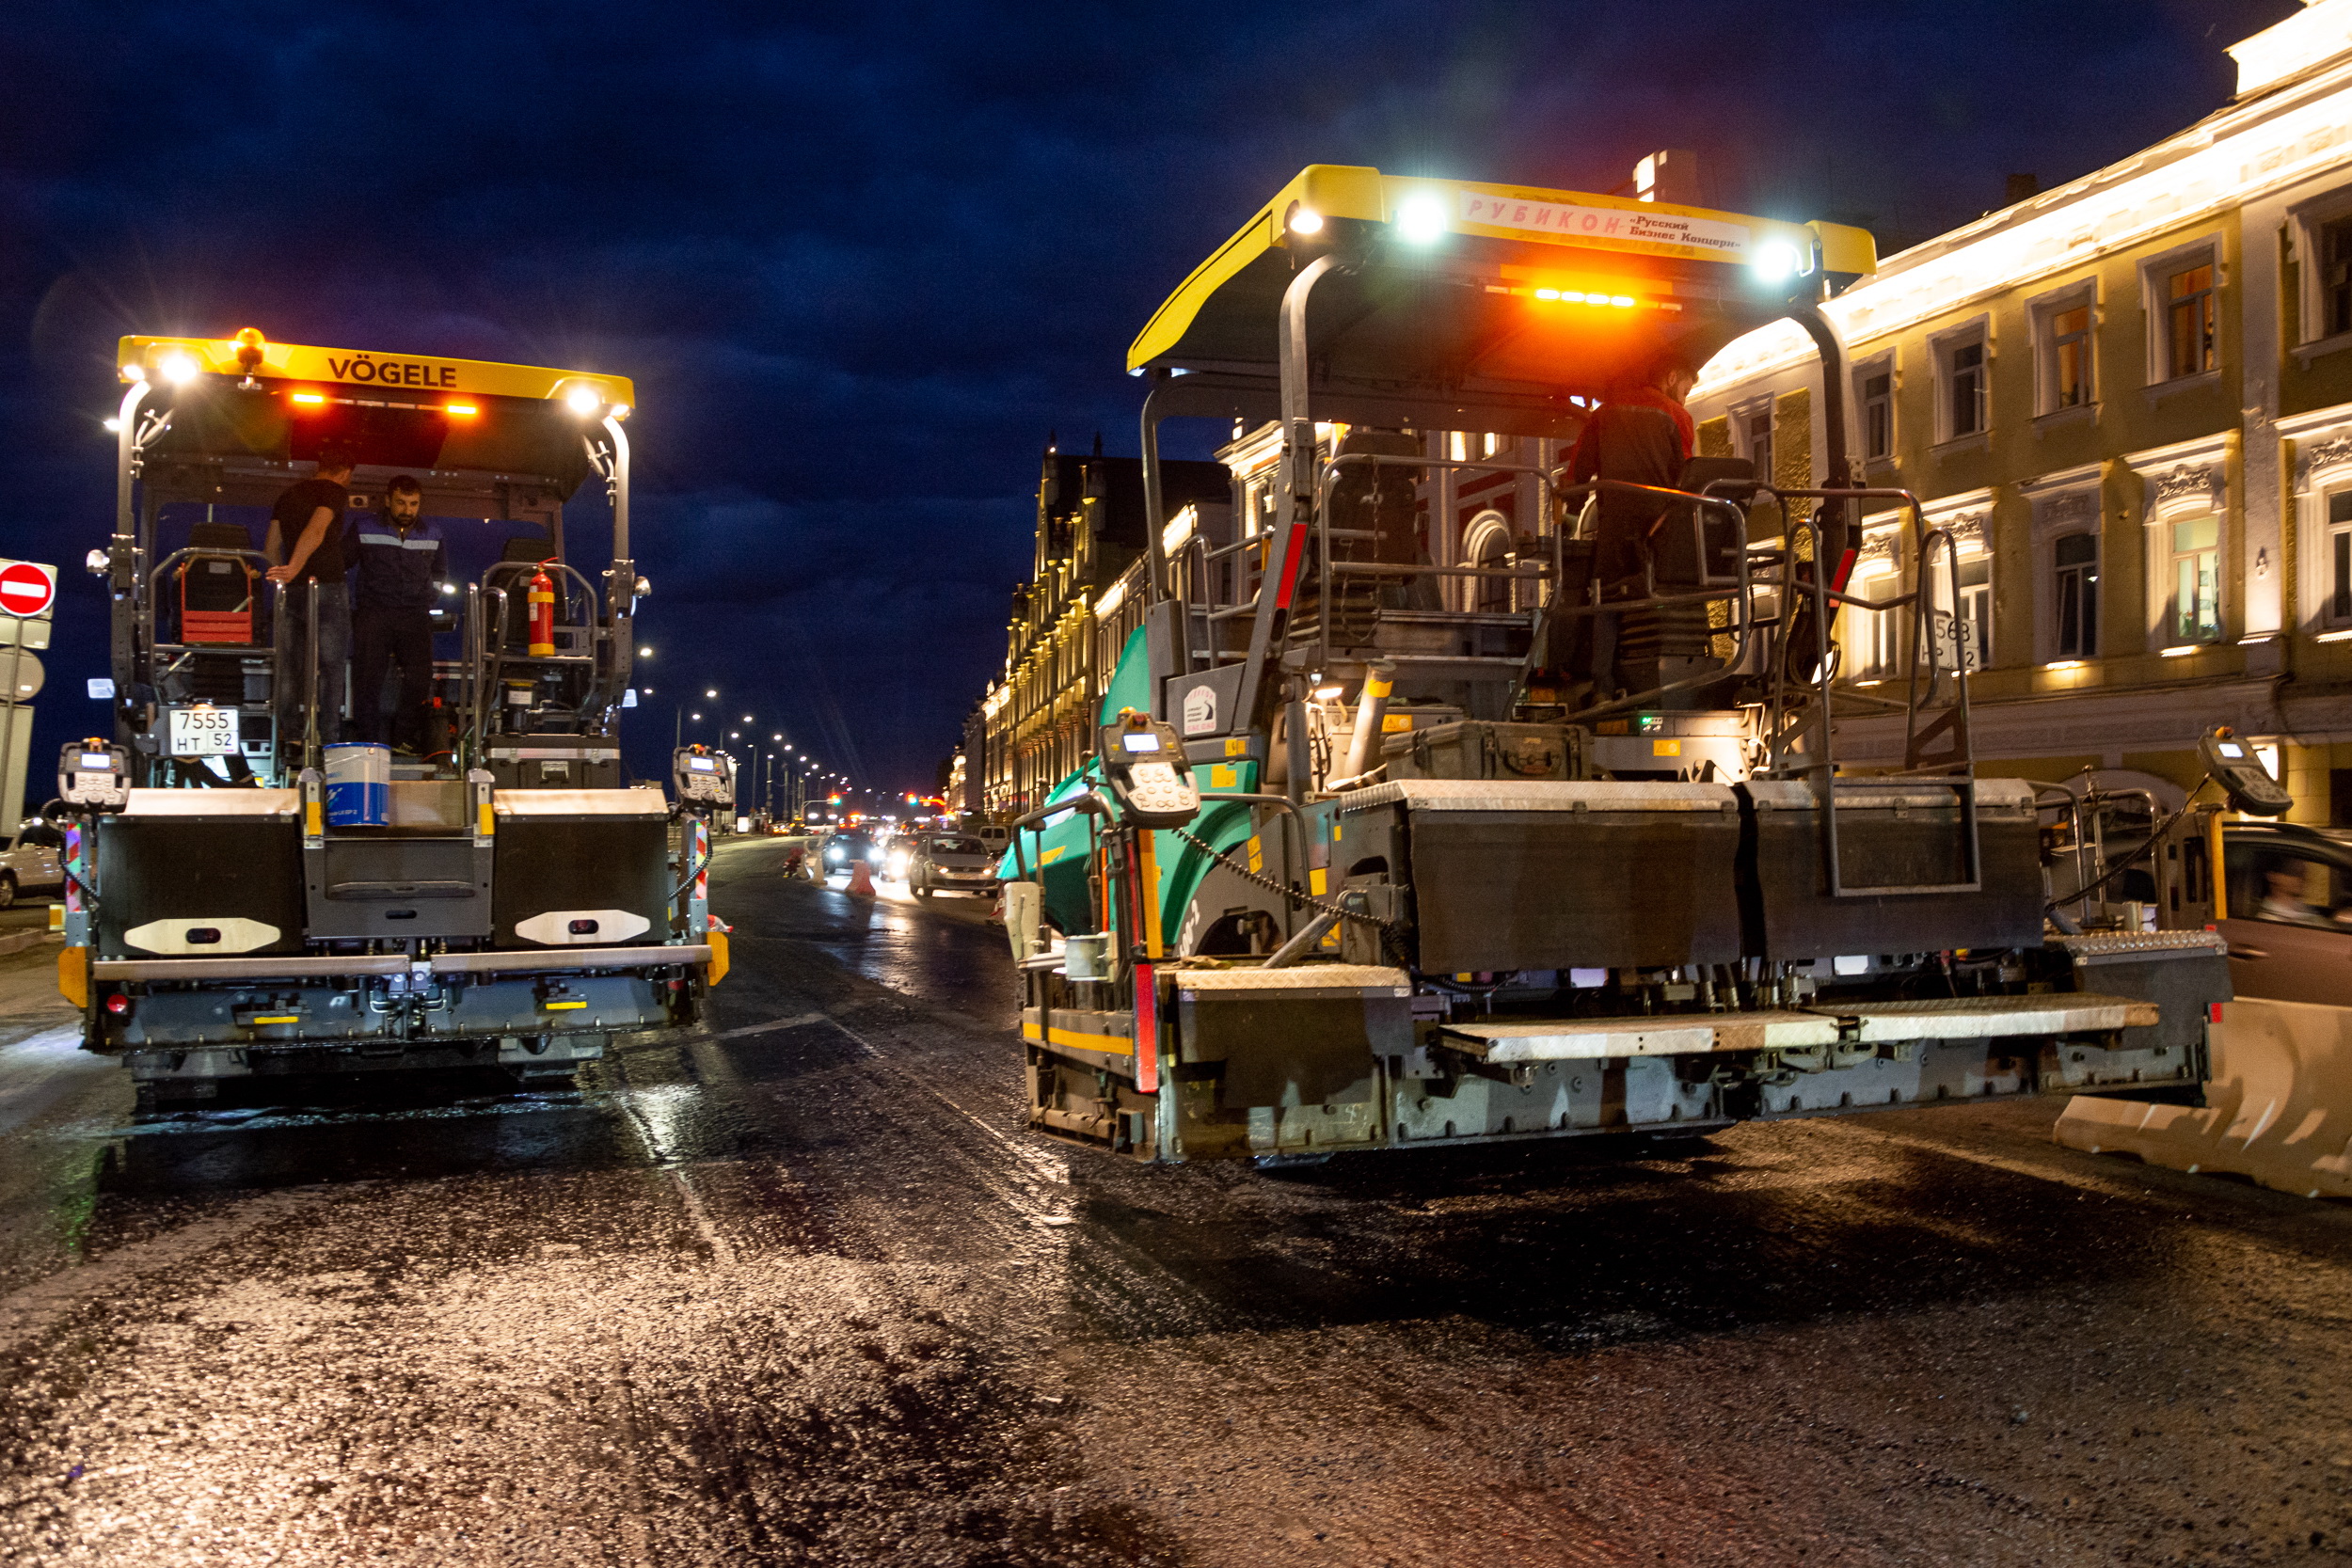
[348,475,448,753]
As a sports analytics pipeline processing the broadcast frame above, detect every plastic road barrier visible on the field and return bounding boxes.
[2056,997,2352,1199]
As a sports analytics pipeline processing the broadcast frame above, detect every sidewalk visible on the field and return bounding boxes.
[0,905,76,1050]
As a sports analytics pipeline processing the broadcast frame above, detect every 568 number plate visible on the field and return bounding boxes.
[167,706,238,756]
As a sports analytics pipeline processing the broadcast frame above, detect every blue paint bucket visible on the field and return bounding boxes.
[325,742,390,827]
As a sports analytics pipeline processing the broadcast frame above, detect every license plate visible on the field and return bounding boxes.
[167,707,239,757]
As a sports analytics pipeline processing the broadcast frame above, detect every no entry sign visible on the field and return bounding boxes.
[0,562,56,620]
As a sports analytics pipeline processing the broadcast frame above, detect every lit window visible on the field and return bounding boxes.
[2048,305,2091,410]
[1928,552,1992,673]
[2054,531,2099,659]
[1860,370,1893,461]
[1849,549,1900,680]
[1449,432,1469,463]
[1956,558,1991,671]
[2165,263,2217,380]
[2169,515,2220,643]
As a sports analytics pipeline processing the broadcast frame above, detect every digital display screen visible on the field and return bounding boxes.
[2217,741,2245,759]
[1120,733,1162,753]
[79,752,113,769]
[687,757,717,773]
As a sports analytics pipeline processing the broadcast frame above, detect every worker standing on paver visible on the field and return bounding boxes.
[264,450,356,748]
[348,475,448,754]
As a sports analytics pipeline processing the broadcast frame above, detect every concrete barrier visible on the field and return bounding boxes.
[2056,997,2352,1199]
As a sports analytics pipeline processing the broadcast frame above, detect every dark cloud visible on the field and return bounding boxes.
[0,0,2299,794]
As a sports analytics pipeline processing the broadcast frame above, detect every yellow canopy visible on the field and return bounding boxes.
[119,333,634,407]
[1128,166,1873,409]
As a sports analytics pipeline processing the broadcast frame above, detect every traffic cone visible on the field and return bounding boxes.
[845,858,876,896]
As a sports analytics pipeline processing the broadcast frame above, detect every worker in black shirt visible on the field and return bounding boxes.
[349,476,448,754]
[265,452,355,752]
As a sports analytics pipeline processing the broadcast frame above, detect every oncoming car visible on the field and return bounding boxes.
[906,832,998,899]
[822,828,883,877]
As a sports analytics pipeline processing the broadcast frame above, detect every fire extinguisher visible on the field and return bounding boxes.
[527,564,555,657]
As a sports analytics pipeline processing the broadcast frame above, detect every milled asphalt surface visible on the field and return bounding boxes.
[1,836,2350,1565]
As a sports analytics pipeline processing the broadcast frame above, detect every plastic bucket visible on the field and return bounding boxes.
[1063,932,1109,980]
[324,742,390,827]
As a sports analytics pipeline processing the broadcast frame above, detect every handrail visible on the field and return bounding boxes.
[1305,449,1577,672]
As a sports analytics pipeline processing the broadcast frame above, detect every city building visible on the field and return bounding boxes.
[1690,0,2352,821]
[971,441,1226,816]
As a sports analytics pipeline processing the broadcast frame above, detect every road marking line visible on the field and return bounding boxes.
[705,1012,828,1042]
[819,1014,1070,1189]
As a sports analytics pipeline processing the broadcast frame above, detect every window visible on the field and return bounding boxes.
[2331,492,2352,626]
[2224,846,2352,929]
[2049,306,2092,410]
[2291,200,2352,351]
[2168,515,2220,642]
[2164,262,2217,380]
[1944,338,1988,439]
[1467,514,1514,612]
[1956,558,1991,672]
[1927,555,1992,673]
[1743,409,1773,485]
[1849,548,1900,680]
[1860,368,1894,461]
[1852,592,1899,679]
[2054,531,2099,658]
[2324,215,2352,341]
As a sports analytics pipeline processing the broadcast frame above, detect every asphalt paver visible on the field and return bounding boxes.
[2,837,2350,1565]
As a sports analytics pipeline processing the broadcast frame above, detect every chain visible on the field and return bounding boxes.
[1165,823,1398,933]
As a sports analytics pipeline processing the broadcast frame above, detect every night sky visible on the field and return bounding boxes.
[0,0,2298,801]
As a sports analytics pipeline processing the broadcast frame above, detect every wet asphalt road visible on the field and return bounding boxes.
[5,840,2352,1565]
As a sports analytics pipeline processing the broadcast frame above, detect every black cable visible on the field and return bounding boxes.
[2044,779,2211,913]
[1165,823,1397,932]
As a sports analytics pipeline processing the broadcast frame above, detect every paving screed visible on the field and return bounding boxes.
[0,835,2349,1565]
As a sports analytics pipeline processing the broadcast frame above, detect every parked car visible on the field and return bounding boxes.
[907,832,1000,899]
[0,816,65,908]
[2220,821,2352,1005]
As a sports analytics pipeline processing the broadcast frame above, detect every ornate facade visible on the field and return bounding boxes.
[970,443,1226,817]
[1692,0,2352,821]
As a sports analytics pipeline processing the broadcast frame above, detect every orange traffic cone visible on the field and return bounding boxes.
[845,858,876,896]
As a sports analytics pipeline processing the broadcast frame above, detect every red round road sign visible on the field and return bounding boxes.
[0,562,55,618]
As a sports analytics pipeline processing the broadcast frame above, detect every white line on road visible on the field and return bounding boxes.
[705,1013,829,1042]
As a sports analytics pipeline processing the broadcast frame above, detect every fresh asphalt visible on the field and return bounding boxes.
[1,836,2350,1565]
